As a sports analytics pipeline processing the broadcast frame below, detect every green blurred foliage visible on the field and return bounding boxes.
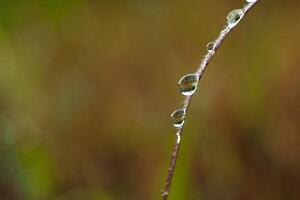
[0,0,300,199]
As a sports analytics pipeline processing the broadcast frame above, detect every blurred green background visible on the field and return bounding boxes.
[0,0,300,199]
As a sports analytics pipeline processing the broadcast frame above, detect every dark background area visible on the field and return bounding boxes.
[0,0,300,199]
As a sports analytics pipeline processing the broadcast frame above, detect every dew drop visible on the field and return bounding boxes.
[162,191,169,198]
[178,74,199,96]
[207,42,215,53]
[226,9,244,28]
[171,109,186,128]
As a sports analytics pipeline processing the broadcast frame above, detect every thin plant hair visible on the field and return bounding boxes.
[162,1,261,199]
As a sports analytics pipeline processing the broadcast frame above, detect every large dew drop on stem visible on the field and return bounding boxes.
[171,109,186,128]
[178,74,199,96]
[226,9,244,28]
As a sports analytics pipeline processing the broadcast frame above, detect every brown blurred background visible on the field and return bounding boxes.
[0,0,300,199]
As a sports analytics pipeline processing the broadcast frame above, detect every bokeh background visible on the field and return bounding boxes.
[0,0,300,199]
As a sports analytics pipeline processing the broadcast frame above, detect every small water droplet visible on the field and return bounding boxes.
[246,0,257,2]
[171,109,186,128]
[207,42,215,53]
[226,9,244,28]
[162,191,169,197]
[178,74,199,96]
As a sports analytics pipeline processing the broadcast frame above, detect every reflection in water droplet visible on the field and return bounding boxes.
[171,109,186,128]
[226,9,244,28]
[178,74,199,96]
[246,0,257,2]
[207,42,215,53]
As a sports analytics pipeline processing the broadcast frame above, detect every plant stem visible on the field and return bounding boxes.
[162,1,261,199]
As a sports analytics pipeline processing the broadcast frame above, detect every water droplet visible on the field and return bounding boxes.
[162,191,169,197]
[246,0,257,2]
[226,9,244,28]
[207,42,215,53]
[178,74,199,96]
[171,109,186,128]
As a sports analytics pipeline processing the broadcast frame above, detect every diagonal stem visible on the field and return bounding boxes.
[162,1,261,199]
